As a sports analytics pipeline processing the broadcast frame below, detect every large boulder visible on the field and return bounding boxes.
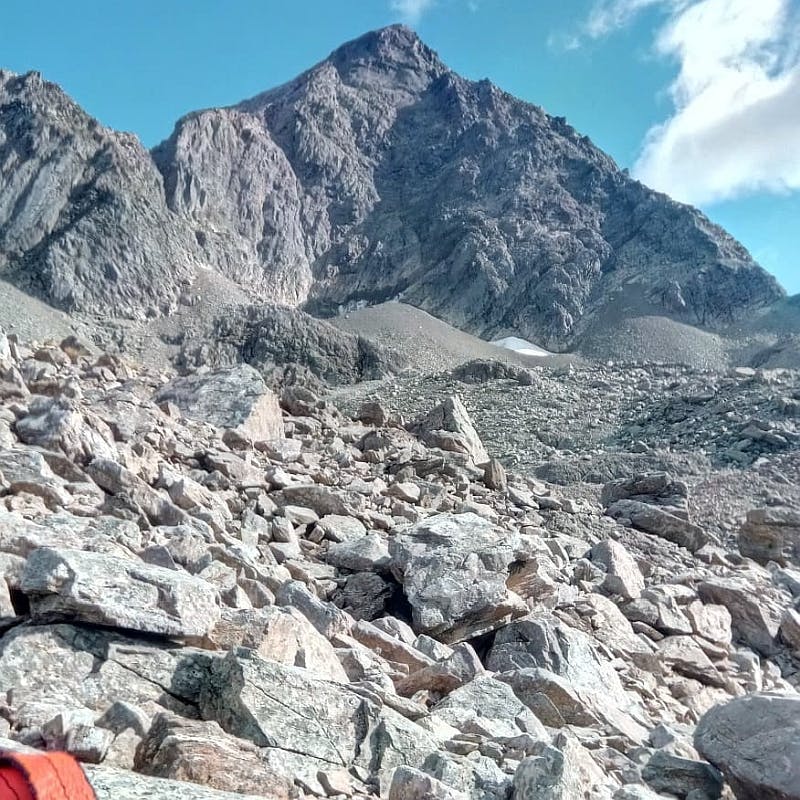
[154,365,283,443]
[490,615,648,742]
[21,548,220,638]
[738,507,800,566]
[694,693,800,800]
[512,734,613,799]
[698,576,783,656]
[388,513,526,643]
[0,625,211,732]
[135,712,295,798]
[14,397,117,465]
[601,473,689,517]
[408,396,489,465]
[199,650,440,781]
[606,499,708,553]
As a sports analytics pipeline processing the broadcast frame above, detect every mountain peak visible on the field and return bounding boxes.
[326,25,445,81]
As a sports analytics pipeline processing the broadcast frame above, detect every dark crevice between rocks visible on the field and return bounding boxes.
[466,627,499,668]
[384,583,414,627]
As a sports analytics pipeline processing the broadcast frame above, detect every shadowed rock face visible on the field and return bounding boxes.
[0,70,200,319]
[0,26,785,349]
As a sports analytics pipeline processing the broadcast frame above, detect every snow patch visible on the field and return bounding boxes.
[492,336,553,357]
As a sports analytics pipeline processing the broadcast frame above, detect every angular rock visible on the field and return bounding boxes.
[388,766,468,800]
[591,538,645,599]
[641,750,723,799]
[695,693,800,800]
[431,675,548,740]
[14,397,117,465]
[698,577,782,656]
[512,735,612,800]
[204,606,348,682]
[739,506,800,566]
[87,458,188,527]
[326,533,392,572]
[135,712,294,798]
[606,499,708,552]
[0,625,211,731]
[200,650,439,778]
[389,513,526,643]
[272,484,364,517]
[21,547,220,638]
[154,365,284,443]
[409,397,489,465]
[490,615,648,742]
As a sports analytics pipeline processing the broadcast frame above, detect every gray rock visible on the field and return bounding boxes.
[135,712,295,798]
[87,458,188,527]
[388,766,468,800]
[591,538,645,599]
[490,615,648,742]
[326,533,392,572]
[695,693,800,800]
[739,506,800,566]
[512,735,613,799]
[431,675,549,740]
[0,624,211,731]
[21,547,220,638]
[698,577,782,656]
[389,512,526,642]
[200,649,440,779]
[87,765,268,800]
[641,750,723,799]
[409,397,489,465]
[154,365,284,443]
[607,499,709,552]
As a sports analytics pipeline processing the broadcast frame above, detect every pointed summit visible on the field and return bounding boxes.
[326,25,446,86]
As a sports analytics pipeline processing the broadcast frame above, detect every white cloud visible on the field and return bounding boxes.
[390,0,436,23]
[583,0,800,205]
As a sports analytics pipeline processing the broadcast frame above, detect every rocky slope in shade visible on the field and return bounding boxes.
[0,70,201,318]
[0,325,798,799]
[154,25,783,349]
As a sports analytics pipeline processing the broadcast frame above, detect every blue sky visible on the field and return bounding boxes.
[2,0,798,293]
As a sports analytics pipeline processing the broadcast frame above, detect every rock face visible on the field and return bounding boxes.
[0,70,199,317]
[0,26,784,349]
[695,693,800,800]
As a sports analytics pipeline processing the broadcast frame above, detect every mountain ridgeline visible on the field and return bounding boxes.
[0,26,787,351]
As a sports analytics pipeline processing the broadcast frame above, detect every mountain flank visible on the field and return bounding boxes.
[0,26,788,359]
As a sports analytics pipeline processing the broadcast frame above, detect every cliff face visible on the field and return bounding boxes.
[0,27,785,347]
[0,70,200,319]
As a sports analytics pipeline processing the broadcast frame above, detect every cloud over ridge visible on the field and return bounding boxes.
[587,0,800,205]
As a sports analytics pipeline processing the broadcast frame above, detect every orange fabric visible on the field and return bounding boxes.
[0,765,35,800]
[0,753,95,800]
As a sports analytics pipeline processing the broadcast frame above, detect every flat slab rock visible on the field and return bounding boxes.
[199,649,441,777]
[154,364,283,442]
[21,547,220,638]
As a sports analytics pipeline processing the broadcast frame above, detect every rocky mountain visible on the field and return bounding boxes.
[0,26,786,354]
[0,70,200,319]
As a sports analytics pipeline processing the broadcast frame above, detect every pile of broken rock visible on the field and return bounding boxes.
[0,328,798,799]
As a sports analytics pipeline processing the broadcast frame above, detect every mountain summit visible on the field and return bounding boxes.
[0,27,786,348]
